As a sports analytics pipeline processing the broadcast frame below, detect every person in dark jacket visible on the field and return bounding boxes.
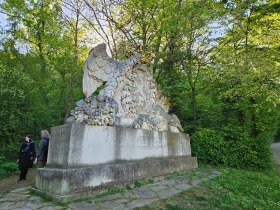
[36,130,50,168]
[17,134,36,181]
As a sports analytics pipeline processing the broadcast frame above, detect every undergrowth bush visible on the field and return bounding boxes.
[191,129,225,165]
[0,156,19,178]
[191,128,274,171]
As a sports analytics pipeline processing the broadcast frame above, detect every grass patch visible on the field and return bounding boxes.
[96,177,156,198]
[95,185,125,198]
[29,189,77,207]
[137,167,280,210]
[29,189,53,202]
[134,178,155,187]
[203,168,280,209]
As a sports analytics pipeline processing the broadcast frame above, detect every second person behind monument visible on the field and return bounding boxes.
[36,130,50,168]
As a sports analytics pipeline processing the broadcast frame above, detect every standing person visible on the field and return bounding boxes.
[36,130,50,168]
[17,134,36,181]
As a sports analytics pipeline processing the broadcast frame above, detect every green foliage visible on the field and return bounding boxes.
[0,0,279,172]
[191,128,274,171]
[103,186,124,195]
[134,178,155,187]
[275,128,280,142]
[191,129,226,165]
[165,204,185,210]
[202,168,280,209]
[95,186,125,198]
[0,66,36,160]
[29,189,53,202]
[0,156,19,179]
[0,0,88,161]
[139,166,280,210]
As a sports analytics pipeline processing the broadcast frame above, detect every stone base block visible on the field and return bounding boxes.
[46,124,193,167]
[36,156,197,198]
[35,124,198,199]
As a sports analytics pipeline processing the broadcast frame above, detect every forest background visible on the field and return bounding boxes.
[0,0,279,175]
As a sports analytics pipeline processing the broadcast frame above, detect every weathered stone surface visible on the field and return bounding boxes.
[24,202,46,209]
[156,188,181,199]
[5,201,26,209]
[28,196,42,202]
[0,194,30,202]
[208,174,219,179]
[173,176,190,182]
[67,43,183,133]
[132,189,157,199]
[114,198,131,204]
[213,170,223,175]
[149,184,170,192]
[159,179,177,187]
[35,45,198,199]
[36,155,197,196]
[123,191,136,199]
[0,202,13,209]
[176,179,190,186]
[174,183,192,191]
[36,119,197,199]
[94,193,123,201]
[0,198,8,202]
[39,205,65,210]
[201,173,219,181]
[99,201,127,210]
[191,180,201,186]
[12,208,32,210]
[127,198,158,209]
[10,187,31,193]
[46,124,193,168]
[68,201,97,210]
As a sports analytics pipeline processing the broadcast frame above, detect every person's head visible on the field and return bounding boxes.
[41,130,50,139]
[24,134,32,142]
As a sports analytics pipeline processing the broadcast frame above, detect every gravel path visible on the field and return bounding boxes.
[271,143,280,165]
[271,142,280,173]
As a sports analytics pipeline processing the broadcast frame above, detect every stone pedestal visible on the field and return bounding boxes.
[35,124,198,198]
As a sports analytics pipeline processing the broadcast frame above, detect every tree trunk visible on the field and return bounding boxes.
[191,86,197,132]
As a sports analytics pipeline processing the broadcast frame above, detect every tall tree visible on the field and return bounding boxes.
[0,0,90,159]
[209,0,280,138]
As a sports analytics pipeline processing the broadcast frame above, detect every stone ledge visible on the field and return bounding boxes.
[36,156,197,198]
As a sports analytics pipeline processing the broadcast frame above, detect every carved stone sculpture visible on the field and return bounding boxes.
[36,44,198,199]
[66,43,183,133]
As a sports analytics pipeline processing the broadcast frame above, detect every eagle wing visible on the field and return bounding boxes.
[83,43,118,98]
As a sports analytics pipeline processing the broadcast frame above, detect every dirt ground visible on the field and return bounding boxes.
[0,168,36,195]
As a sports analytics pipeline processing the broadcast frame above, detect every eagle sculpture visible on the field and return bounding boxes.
[67,43,184,133]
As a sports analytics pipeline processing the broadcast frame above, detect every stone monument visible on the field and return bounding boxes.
[35,43,198,199]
